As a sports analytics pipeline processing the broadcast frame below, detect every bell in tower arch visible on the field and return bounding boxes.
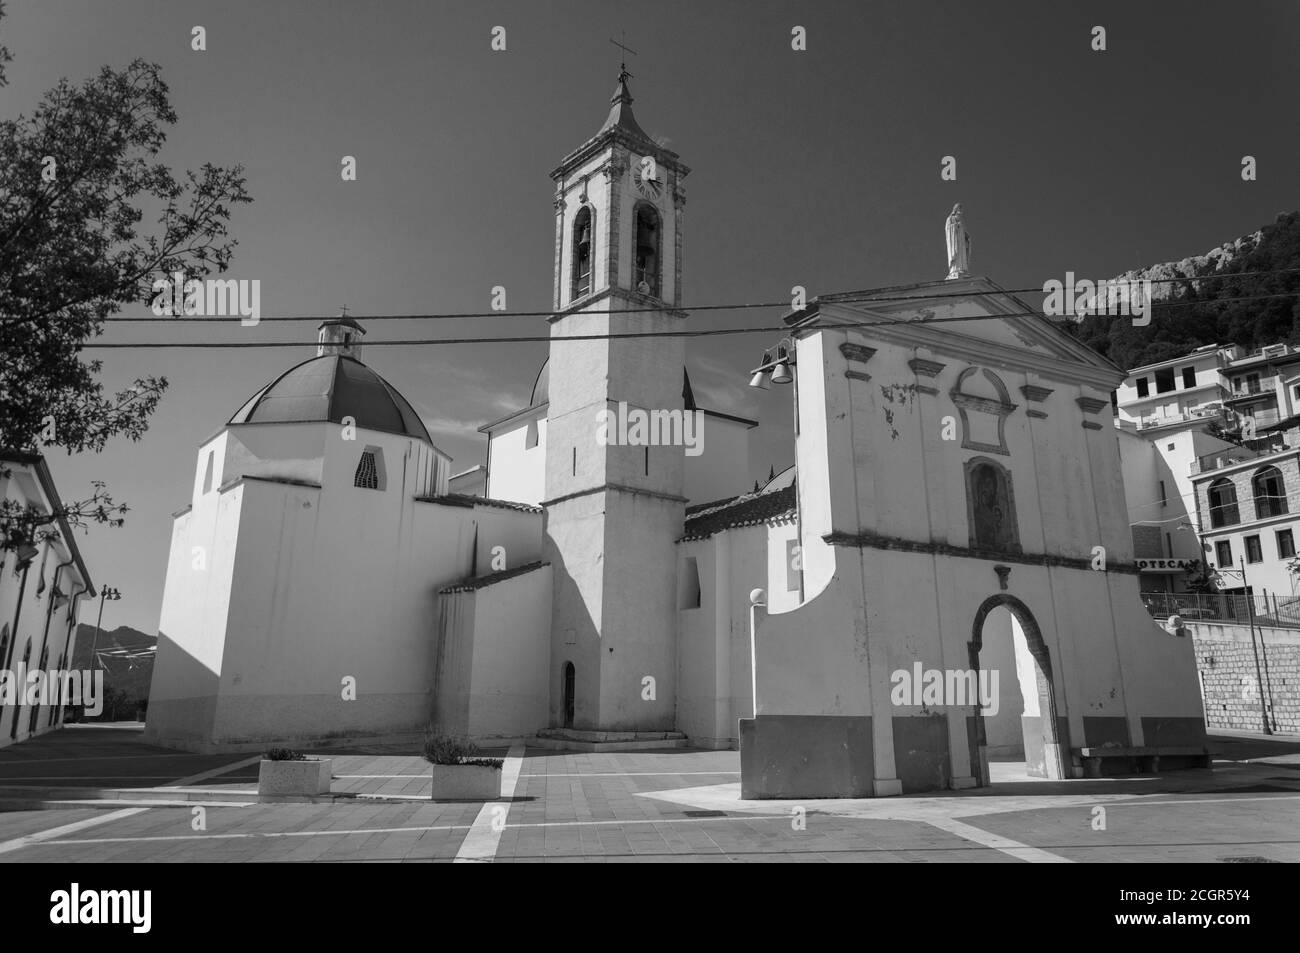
[634,206,659,297]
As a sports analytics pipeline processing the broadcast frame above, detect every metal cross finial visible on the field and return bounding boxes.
[339,306,350,319]
[609,32,637,75]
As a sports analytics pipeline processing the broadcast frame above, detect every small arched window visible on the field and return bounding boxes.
[572,206,593,299]
[1208,478,1240,528]
[634,203,660,298]
[1252,465,1287,519]
[202,451,214,494]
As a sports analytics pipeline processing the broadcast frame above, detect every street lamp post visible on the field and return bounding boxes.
[1218,559,1273,735]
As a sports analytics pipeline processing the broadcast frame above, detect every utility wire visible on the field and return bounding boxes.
[87,267,1300,323]
[74,290,1300,348]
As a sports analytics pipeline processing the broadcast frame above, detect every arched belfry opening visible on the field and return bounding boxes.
[634,202,660,297]
[572,206,594,299]
[968,594,1066,783]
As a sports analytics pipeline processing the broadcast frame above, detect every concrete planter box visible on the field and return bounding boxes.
[257,758,332,796]
[429,763,502,800]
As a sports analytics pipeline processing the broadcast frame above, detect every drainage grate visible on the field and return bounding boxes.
[683,810,727,818]
[1219,856,1279,863]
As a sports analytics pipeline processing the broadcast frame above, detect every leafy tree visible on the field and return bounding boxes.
[0,2,251,554]
[1183,559,1216,594]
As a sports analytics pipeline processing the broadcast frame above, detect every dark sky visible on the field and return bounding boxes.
[5,0,1298,631]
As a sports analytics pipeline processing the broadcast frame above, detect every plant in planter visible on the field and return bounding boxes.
[423,730,503,800]
[257,747,333,797]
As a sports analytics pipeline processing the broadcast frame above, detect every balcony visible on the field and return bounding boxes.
[1193,441,1285,475]
[1226,376,1278,400]
[1135,404,1226,430]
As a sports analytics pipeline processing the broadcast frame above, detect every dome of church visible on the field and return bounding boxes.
[229,354,433,444]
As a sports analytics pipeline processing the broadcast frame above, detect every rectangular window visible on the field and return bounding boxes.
[1135,377,1149,398]
[1159,480,1167,506]
[1245,535,1263,563]
[1154,367,1176,394]
[1247,373,1260,393]
[1215,540,1233,567]
[1182,367,1196,388]
[1277,529,1296,559]
[1167,442,1176,451]
[1166,532,1173,557]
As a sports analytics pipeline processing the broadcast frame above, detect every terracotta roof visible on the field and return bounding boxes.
[440,560,549,594]
[681,482,796,540]
[417,493,542,514]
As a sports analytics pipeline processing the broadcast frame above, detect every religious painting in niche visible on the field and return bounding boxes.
[950,366,1017,456]
[965,457,1020,553]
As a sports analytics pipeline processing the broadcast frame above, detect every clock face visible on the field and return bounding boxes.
[632,156,662,200]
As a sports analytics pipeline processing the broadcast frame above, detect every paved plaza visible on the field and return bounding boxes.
[0,725,1296,863]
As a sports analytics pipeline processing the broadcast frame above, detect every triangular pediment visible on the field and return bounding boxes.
[807,276,1124,386]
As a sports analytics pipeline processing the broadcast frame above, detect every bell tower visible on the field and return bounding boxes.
[544,67,690,734]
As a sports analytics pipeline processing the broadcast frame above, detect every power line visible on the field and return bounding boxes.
[74,290,1300,348]
[87,267,1300,324]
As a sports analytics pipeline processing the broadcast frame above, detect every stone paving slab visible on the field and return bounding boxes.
[1,729,1298,862]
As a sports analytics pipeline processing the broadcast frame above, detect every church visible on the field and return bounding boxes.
[145,68,1208,796]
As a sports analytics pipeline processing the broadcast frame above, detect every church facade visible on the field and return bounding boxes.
[145,69,1206,796]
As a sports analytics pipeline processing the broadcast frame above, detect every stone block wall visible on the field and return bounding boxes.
[1189,621,1300,734]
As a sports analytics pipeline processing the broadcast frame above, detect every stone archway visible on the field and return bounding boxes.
[967,594,1066,782]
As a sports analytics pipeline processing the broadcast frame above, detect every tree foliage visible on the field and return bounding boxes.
[0,5,250,552]
[1064,212,1300,372]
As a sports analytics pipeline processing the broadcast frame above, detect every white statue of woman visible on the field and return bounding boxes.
[946,203,971,279]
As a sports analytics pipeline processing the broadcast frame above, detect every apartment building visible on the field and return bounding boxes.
[1192,442,1300,601]
[1114,344,1237,433]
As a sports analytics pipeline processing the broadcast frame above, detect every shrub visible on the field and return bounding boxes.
[265,747,307,761]
[422,730,502,769]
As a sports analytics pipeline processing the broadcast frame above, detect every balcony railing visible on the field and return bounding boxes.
[1136,405,1226,430]
[1141,591,1300,629]
[1208,502,1240,528]
[1228,376,1279,398]
[1256,493,1289,519]
[1193,441,1286,474]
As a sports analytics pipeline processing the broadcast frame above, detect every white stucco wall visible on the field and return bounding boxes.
[748,292,1206,792]
[486,412,547,505]
[146,422,541,751]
